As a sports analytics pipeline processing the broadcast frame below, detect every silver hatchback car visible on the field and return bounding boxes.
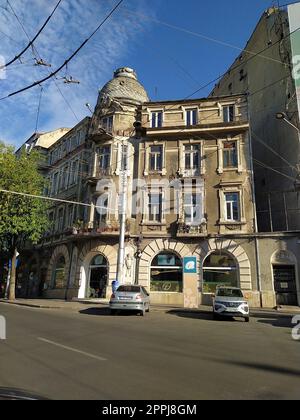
[110,285,150,316]
[213,286,250,322]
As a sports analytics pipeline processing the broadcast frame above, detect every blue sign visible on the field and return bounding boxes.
[183,257,197,274]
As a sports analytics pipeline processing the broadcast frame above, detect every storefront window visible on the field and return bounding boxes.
[151,252,183,292]
[203,252,238,293]
[53,256,66,289]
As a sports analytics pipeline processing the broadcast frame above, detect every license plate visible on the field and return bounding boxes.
[119,296,131,301]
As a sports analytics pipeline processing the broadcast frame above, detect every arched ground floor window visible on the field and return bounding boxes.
[151,252,183,293]
[203,252,238,293]
[52,256,66,289]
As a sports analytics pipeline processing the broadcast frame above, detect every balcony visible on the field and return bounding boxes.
[177,222,207,237]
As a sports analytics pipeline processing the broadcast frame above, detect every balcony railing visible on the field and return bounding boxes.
[177,222,207,236]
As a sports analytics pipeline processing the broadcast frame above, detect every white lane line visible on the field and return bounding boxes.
[37,337,107,361]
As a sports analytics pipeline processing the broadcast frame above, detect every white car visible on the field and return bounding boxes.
[213,286,250,322]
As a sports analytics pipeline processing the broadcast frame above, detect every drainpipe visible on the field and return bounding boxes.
[247,93,263,307]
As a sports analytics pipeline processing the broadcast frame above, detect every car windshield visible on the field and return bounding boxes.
[217,288,243,298]
[117,286,141,293]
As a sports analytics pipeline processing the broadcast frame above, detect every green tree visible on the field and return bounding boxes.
[0,142,49,300]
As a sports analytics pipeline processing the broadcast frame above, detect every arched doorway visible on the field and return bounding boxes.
[88,255,108,298]
[203,252,238,294]
[150,252,183,293]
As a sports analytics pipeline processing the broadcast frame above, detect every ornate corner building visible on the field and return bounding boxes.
[17,67,300,308]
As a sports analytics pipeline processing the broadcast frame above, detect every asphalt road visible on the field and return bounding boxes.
[0,303,299,400]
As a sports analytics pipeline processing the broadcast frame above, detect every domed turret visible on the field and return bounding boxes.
[97,67,149,107]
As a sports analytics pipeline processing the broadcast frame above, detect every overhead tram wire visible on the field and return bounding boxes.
[1,0,63,70]
[123,9,288,68]
[0,0,124,101]
[4,1,81,122]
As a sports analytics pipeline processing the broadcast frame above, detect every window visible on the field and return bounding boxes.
[52,173,58,195]
[58,208,64,231]
[223,105,235,123]
[149,146,163,172]
[95,194,108,226]
[63,165,69,189]
[101,116,113,133]
[186,109,198,126]
[203,252,238,293]
[225,192,240,222]
[151,111,163,128]
[151,252,183,292]
[98,146,111,170]
[52,256,66,289]
[67,205,74,227]
[184,144,200,170]
[184,193,202,225]
[148,191,162,222]
[223,142,238,168]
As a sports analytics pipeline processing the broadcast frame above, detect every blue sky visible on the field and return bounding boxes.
[0,0,282,146]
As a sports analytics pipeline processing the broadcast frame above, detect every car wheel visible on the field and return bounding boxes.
[146,305,150,313]
[140,309,145,317]
[213,312,219,320]
[245,317,250,323]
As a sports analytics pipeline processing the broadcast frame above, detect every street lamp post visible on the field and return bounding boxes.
[275,112,300,137]
[116,139,128,285]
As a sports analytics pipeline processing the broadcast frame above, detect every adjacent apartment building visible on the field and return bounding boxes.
[17,67,300,308]
[211,3,300,233]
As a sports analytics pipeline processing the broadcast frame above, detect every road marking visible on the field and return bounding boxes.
[37,338,107,361]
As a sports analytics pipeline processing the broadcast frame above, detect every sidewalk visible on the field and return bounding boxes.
[1,298,300,315]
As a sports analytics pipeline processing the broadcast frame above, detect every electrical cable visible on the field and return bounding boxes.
[1,0,63,70]
[0,0,124,101]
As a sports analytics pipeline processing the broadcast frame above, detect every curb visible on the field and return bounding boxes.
[1,300,299,316]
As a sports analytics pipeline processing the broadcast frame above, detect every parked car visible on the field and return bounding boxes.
[109,285,150,316]
[213,286,250,322]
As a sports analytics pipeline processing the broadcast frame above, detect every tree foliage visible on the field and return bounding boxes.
[0,141,49,298]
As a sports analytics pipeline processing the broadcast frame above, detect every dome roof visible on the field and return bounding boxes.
[98,67,149,106]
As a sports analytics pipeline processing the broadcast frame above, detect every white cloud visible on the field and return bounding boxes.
[0,0,156,146]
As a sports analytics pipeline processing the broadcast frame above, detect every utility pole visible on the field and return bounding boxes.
[116,139,128,285]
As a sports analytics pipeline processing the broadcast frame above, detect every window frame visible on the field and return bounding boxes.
[185,108,198,126]
[150,110,163,128]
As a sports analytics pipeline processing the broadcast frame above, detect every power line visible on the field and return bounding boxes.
[0,0,124,101]
[1,0,63,70]
[253,158,296,182]
[124,9,289,68]
[0,188,107,212]
[163,26,300,110]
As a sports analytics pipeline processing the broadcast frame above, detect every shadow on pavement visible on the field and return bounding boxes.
[79,307,141,317]
[166,309,245,322]
[206,359,300,378]
[252,313,294,328]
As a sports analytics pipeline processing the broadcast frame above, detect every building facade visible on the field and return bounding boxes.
[211,5,300,233]
[17,67,300,308]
